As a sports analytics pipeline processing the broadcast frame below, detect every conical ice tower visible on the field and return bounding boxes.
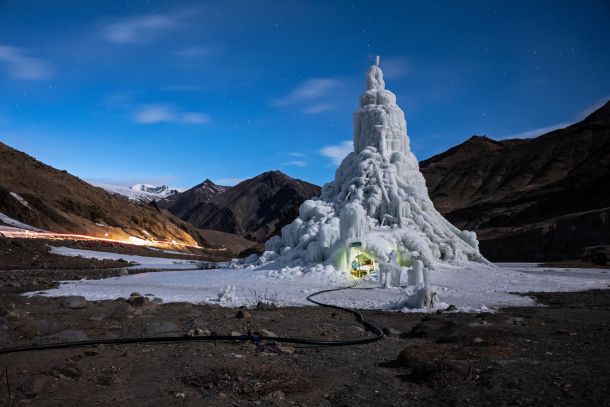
[266,58,486,276]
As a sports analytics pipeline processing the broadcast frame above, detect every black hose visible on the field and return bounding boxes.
[0,284,384,355]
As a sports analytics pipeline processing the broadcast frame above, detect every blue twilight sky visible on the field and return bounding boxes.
[1,0,609,188]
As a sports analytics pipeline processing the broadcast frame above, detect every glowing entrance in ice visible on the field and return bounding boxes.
[347,241,376,278]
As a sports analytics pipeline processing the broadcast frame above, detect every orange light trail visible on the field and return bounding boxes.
[0,228,208,250]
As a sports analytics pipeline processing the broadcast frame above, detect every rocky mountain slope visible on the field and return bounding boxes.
[0,142,199,246]
[168,171,320,242]
[156,179,229,217]
[420,101,610,262]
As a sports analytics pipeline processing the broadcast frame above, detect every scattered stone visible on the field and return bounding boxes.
[265,390,285,401]
[52,363,82,379]
[174,392,186,399]
[383,327,402,337]
[255,301,277,311]
[279,345,295,354]
[445,304,458,312]
[472,337,485,345]
[188,328,207,337]
[259,329,277,338]
[60,296,87,309]
[127,295,148,307]
[235,310,252,319]
[231,331,242,337]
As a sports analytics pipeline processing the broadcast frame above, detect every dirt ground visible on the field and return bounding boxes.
[1,244,609,406]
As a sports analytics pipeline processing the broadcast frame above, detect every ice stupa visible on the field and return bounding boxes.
[265,58,487,279]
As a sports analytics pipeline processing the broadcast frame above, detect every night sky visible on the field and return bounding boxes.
[1,0,609,188]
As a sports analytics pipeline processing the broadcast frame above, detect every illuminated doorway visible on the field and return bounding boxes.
[348,241,375,278]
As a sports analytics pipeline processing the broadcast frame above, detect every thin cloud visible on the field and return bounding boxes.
[282,160,307,167]
[133,105,174,124]
[319,140,353,165]
[380,56,410,79]
[133,104,209,125]
[303,103,336,114]
[0,45,52,80]
[273,78,340,107]
[181,112,210,124]
[499,97,610,139]
[100,9,199,44]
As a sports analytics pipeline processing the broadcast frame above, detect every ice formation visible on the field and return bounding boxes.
[264,58,487,282]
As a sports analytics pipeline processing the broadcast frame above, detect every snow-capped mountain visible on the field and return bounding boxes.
[94,183,182,203]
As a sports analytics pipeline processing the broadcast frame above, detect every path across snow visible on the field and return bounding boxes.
[27,248,610,312]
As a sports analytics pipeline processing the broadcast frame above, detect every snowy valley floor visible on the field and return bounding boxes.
[27,247,610,312]
[1,244,610,405]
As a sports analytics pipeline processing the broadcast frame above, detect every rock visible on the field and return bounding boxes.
[130,292,142,297]
[119,269,129,276]
[127,295,148,307]
[259,329,277,338]
[235,310,251,319]
[265,390,285,401]
[53,363,82,379]
[34,319,58,336]
[255,301,277,311]
[60,296,87,309]
[142,321,178,336]
[18,377,47,398]
[95,375,116,386]
[152,297,164,304]
[231,331,242,337]
[472,337,485,345]
[279,346,295,354]
[188,328,207,337]
[382,327,402,337]
[445,304,458,312]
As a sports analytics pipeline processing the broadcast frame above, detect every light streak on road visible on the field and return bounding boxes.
[0,228,207,250]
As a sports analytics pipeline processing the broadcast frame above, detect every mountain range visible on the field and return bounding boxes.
[1,100,608,262]
[420,100,610,263]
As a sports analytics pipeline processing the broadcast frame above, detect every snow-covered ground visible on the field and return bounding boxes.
[27,248,610,312]
[49,246,202,270]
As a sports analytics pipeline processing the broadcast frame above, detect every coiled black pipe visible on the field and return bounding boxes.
[0,284,384,355]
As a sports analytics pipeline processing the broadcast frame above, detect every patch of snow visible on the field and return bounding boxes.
[48,246,201,270]
[26,259,610,312]
[0,211,46,232]
[9,192,31,209]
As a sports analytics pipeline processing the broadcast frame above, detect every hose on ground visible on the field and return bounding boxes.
[0,283,384,355]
